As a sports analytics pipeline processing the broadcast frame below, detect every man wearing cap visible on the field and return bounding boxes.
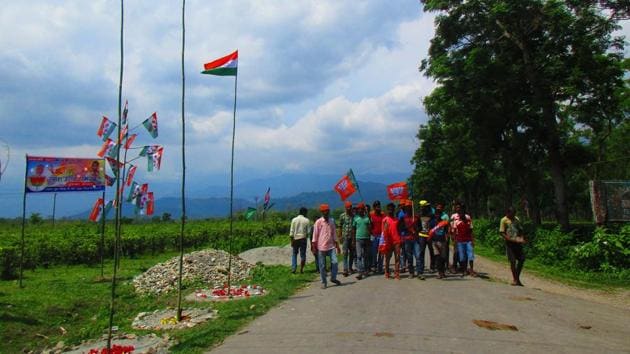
[338,201,356,277]
[312,204,342,289]
[352,202,371,280]
[289,207,311,274]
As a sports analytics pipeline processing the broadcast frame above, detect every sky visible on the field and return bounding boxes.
[0,1,627,217]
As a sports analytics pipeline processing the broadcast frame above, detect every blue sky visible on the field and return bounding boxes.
[0,1,627,217]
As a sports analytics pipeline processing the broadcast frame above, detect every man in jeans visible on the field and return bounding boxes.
[370,200,385,273]
[400,200,421,279]
[289,207,311,274]
[352,202,371,280]
[338,201,355,276]
[312,204,342,289]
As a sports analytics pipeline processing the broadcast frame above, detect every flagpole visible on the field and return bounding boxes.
[176,0,186,322]
[227,62,238,297]
[18,155,28,288]
[100,190,106,278]
[107,0,124,350]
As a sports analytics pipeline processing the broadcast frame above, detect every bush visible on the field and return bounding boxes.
[570,225,630,272]
[0,246,19,280]
[529,227,575,265]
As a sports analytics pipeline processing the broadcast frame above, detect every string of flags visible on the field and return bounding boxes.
[90,102,162,221]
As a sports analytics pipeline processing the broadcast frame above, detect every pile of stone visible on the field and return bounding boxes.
[132,308,218,330]
[238,244,316,266]
[133,249,254,295]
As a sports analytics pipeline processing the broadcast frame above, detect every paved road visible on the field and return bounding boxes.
[208,268,630,354]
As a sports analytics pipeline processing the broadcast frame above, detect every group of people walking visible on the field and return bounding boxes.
[290,200,527,288]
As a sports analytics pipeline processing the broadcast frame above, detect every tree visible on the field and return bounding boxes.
[416,0,627,229]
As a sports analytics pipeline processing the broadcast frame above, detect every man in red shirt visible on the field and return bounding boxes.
[370,200,385,274]
[382,202,402,279]
[451,202,476,277]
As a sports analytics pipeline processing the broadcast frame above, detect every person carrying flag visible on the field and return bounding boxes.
[338,201,356,276]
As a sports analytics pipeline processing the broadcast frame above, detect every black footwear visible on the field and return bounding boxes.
[356,274,364,280]
[343,272,349,277]
[417,274,426,280]
[331,279,341,286]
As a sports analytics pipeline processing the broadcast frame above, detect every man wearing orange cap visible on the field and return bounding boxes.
[338,200,356,277]
[352,202,371,279]
[312,204,342,289]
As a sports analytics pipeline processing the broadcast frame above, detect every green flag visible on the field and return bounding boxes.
[245,207,256,220]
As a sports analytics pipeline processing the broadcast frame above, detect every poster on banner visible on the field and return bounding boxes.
[25,156,106,193]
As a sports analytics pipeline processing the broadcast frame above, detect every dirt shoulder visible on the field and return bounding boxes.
[474,254,630,310]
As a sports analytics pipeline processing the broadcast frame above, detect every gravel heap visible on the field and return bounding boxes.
[133,249,254,295]
[238,244,315,266]
[132,308,218,330]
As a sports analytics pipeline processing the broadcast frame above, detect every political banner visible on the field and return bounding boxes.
[25,156,106,193]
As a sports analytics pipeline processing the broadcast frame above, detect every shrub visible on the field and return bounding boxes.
[570,225,630,272]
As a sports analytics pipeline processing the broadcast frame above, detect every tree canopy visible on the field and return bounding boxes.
[413,0,629,228]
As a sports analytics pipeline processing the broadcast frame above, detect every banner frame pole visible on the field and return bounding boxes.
[18,154,28,288]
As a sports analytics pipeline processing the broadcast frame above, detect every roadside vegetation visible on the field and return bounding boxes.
[0,215,314,353]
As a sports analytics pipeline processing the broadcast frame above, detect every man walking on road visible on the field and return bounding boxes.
[451,202,476,277]
[353,202,371,280]
[312,204,342,289]
[370,200,385,273]
[339,201,356,276]
[383,202,402,279]
[289,207,311,274]
[500,206,526,286]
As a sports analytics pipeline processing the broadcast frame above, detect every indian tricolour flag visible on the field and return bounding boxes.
[202,50,238,76]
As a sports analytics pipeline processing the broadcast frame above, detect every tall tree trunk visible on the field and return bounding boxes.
[547,130,570,231]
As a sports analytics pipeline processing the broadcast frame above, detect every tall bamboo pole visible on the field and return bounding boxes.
[107,0,124,350]
[176,0,187,321]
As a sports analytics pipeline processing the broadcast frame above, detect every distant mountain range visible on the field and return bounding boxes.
[1,172,410,218]
[72,181,395,219]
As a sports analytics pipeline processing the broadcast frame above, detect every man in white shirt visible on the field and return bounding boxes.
[290,207,312,274]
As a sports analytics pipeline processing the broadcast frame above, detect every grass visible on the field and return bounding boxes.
[474,244,630,290]
[0,248,315,353]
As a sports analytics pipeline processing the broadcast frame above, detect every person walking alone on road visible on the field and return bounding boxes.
[339,201,356,277]
[352,202,371,280]
[383,203,402,279]
[312,204,342,289]
[500,207,527,286]
[289,207,311,274]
